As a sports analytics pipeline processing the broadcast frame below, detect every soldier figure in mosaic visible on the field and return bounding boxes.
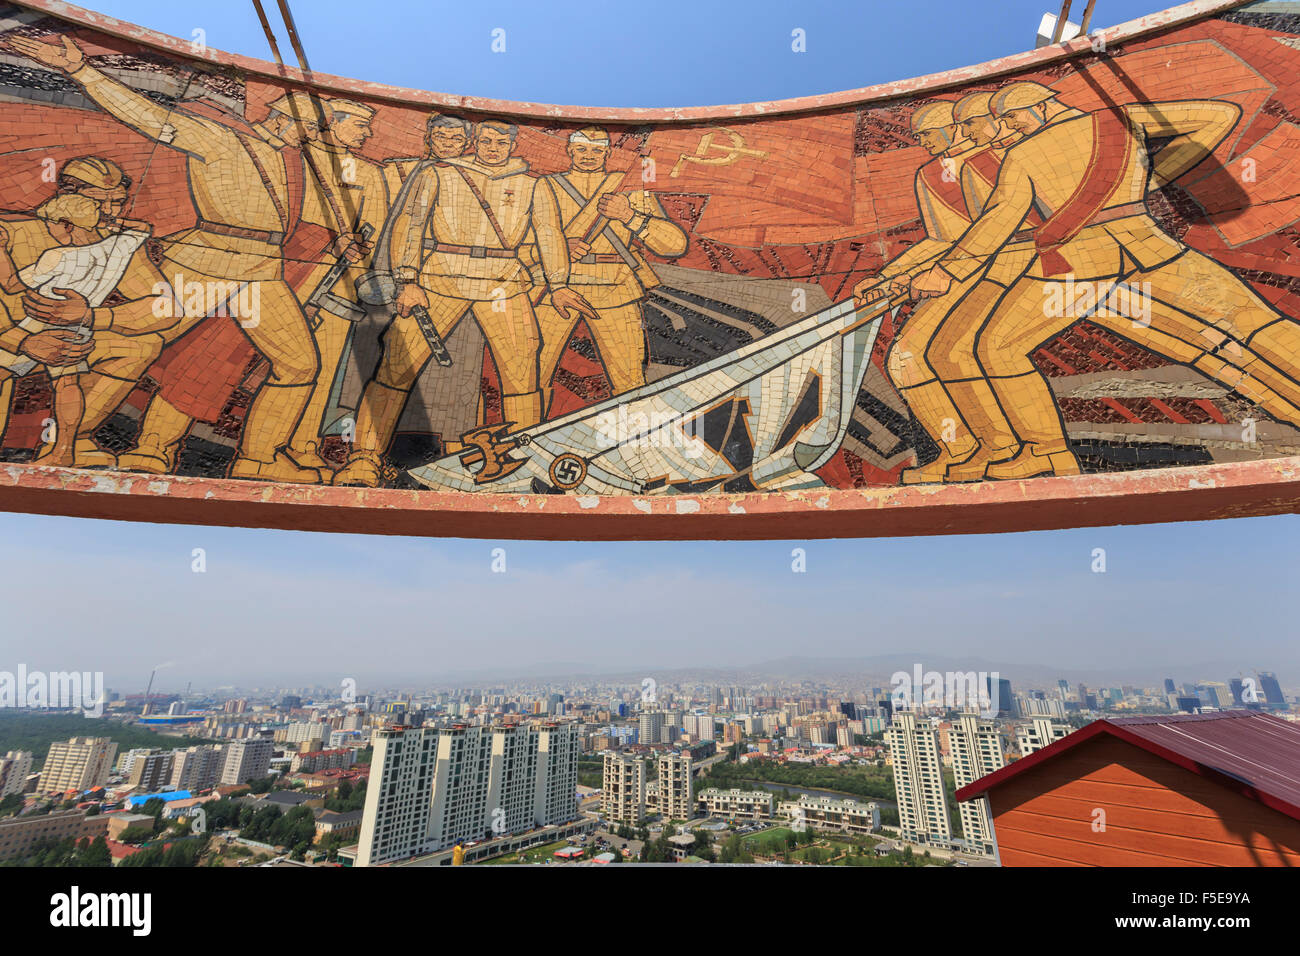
[334,119,597,487]
[0,157,185,468]
[8,33,366,484]
[285,97,390,472]
[532,126,688,417]
[910,81,1300,479]
[852,101,1014,484]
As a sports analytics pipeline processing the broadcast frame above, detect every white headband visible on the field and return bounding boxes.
[569,130,609,145]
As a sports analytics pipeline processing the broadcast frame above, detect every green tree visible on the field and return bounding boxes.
[79,836,112,867]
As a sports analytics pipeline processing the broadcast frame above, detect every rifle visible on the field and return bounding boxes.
[305,222,374,330]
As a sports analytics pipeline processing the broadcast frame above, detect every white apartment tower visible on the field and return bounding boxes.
[886,713,952,846]
[657,753,694,821]
[127,749,175,791]
[38,737,118,795]
[358,721,580,867]
[1017,717,1071,755]
[639,711,664,746]
[948,714,1006,855]
[601,751,646,826]
[0,751,33,797]
[219,738,272,785]
[170,746,224,792]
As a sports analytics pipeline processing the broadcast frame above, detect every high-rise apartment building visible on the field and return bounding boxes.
[1229,678,1245,705]
[38,737,118,795]
[1258,672,1286,707]
[657,753,693,821]
[639,711,664,746]
[357,721,579,867]
[886,713,951,846]
[601,750,646,826]
[170,746,224,792]
[1016,717,1071,755]
[219,738,273,785]
[948,714,1006,855]
[0,751,33,797]
[127,749,175,791]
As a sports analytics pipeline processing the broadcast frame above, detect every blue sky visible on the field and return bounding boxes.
[2,0,1296,692]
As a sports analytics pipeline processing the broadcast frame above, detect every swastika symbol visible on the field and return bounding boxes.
[549,454,587,489]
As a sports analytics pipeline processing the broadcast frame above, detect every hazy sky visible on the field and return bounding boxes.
[2,0,1294,692]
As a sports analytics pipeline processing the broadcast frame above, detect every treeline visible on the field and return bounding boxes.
[119,835,209,867]
[0,835,112,867]
[698,760,895,801]
[0,712,210,768]
[325,778,366,812]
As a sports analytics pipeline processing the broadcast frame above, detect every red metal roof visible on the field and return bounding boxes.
[956,711,1300,822]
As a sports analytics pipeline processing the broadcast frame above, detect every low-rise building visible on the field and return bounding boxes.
[958,712,1300,866]
[291,748,356,774]
[0,809,108,861]
[667,832,697,862]
[778,795,881,834]
[105,812,155,841]
[314,809,364,844]
[698,788,773,820]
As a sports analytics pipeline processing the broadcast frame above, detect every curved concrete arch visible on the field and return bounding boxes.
[0,0,1298,539]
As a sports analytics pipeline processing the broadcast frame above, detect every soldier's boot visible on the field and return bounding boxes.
[117,395,190,474]
[286,441,334,473]
[942,379,1021,482]
[985,441,1081,480]
[229,384,320,484]
[332,381,407,488]
[981,371,1078,479]
[35,438,117,469]
[54,370,143,468]
[897,381,978,485]
[229,452,321,483]
[501,391,543,432]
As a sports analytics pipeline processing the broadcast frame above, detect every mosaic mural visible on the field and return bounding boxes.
[1,1,1300,495]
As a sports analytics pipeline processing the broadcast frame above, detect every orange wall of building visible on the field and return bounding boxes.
[988,735,1300,866]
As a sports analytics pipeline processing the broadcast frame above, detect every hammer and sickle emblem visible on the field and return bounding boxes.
[458,424,530,485]
[670,127,769,178]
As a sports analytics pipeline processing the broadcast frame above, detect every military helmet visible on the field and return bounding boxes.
[953,91,995,124]
[991,81,1057,117]
[911,101,956,133]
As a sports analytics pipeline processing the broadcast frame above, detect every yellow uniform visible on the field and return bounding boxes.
[67,62,331,479]
[883,139,1016,479]
[534,171,687,410]
[936,99,1300,477]
[349,153,571,466]
[287,138,393,465]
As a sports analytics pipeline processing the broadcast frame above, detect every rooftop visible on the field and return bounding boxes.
[956,711,1300,821]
